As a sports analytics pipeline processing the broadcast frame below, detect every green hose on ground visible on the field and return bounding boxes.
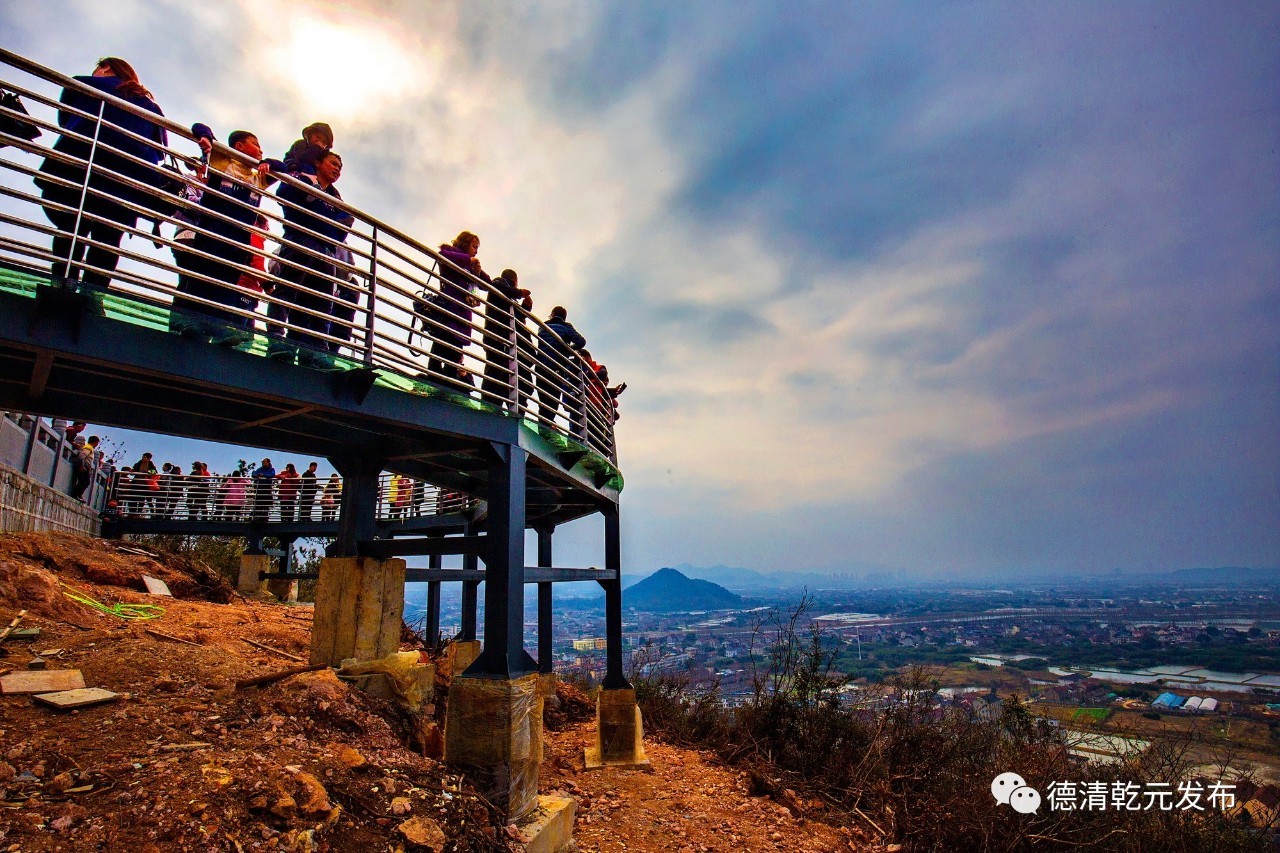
[59,581,165,620]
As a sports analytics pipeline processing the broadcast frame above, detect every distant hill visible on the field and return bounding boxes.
[1160,566,1280,586]
[624,567,742,612]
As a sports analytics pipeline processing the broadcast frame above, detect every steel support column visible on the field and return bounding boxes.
[461,514,479,641]
[537,524,555,675]
[461,580,479,641]
[465,444,536,678]
[426,532,442,644]
[600,504,631,690]
[278,537,295,574]
[330,456,382,557]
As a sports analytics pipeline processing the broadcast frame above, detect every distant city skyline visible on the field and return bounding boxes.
[5,1,1277,578]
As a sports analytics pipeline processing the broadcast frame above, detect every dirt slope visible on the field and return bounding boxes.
[0,533,859,852]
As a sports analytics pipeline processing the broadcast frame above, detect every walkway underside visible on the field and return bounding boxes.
[0,277,618,530]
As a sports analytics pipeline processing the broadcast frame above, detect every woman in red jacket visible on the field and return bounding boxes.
[276,463,301,522]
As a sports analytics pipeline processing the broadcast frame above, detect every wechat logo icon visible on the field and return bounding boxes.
[992,772,1041,814]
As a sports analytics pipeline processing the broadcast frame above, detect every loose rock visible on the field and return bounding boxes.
[396,815,447,851]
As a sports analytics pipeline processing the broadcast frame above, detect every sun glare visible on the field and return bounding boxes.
[272,18,419,123]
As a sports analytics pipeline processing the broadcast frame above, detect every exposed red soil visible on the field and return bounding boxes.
[0,533,862,852]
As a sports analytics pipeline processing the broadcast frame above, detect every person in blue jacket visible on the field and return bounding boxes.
[536,305,587,430]
[273,151,354,368]
[250,457,277,522]
[171,124,284,346]
[35,57,167,297]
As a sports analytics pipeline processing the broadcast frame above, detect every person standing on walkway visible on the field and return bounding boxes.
[479,268,533,410]
[298,461,319,521]
[35,58,168,300]
[277,462,301,522]
[425,231,489,393]
[251,457,277,521]
[536,306,587,431]
[68,434,98,501]
[171,125,283,345]
[321,474,342,521]
[273,151,352,368]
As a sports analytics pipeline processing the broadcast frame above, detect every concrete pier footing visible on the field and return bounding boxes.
[308,557,406,666]
[236,554,272,595]
[584,687,649,770]
[445,671,544,821]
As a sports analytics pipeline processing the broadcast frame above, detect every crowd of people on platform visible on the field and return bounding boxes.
[32,57,626,434]
[108,454,343,522]
[102,452,458,525]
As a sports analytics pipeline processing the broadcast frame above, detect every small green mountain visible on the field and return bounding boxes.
[623,567,742,612]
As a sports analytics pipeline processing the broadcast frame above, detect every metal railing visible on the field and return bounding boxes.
[106,471,475,523]
[1,411,112,507]
[0,49,619,465]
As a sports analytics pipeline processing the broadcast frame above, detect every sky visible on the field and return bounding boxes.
[4,1,1277,579]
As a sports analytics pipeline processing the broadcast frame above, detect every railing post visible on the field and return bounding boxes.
[363,226,378,367]
[104,469,119,509]
[507,312,521,412]
[426,580,441,646]
[49,422,66,488]
[460,516,480,641]
[575,361,588,444]
[62,100,106,283]
[21,414,38,477]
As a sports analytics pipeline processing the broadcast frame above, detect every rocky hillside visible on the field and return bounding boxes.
[0,534,856,852]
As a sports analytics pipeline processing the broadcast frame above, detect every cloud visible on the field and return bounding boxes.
[2,0,1275,574]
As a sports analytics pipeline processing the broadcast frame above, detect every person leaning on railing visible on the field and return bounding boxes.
[188,461,213,520]
[34,57,167,302]
[321,474,342,521]
[170,124,283,347]
[479,268,534,411]
[271,151,353,369]
[68,434,99,501]
[277,462,301,522]
[536,305,587,429]
[424,231,489,393]
[220,468,249,520]
[282,121,333,177]
[598,364,626,422]
[299,461,319,521]
[158,463,181,518]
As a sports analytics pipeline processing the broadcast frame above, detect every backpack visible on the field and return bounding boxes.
[0,91,41,147]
